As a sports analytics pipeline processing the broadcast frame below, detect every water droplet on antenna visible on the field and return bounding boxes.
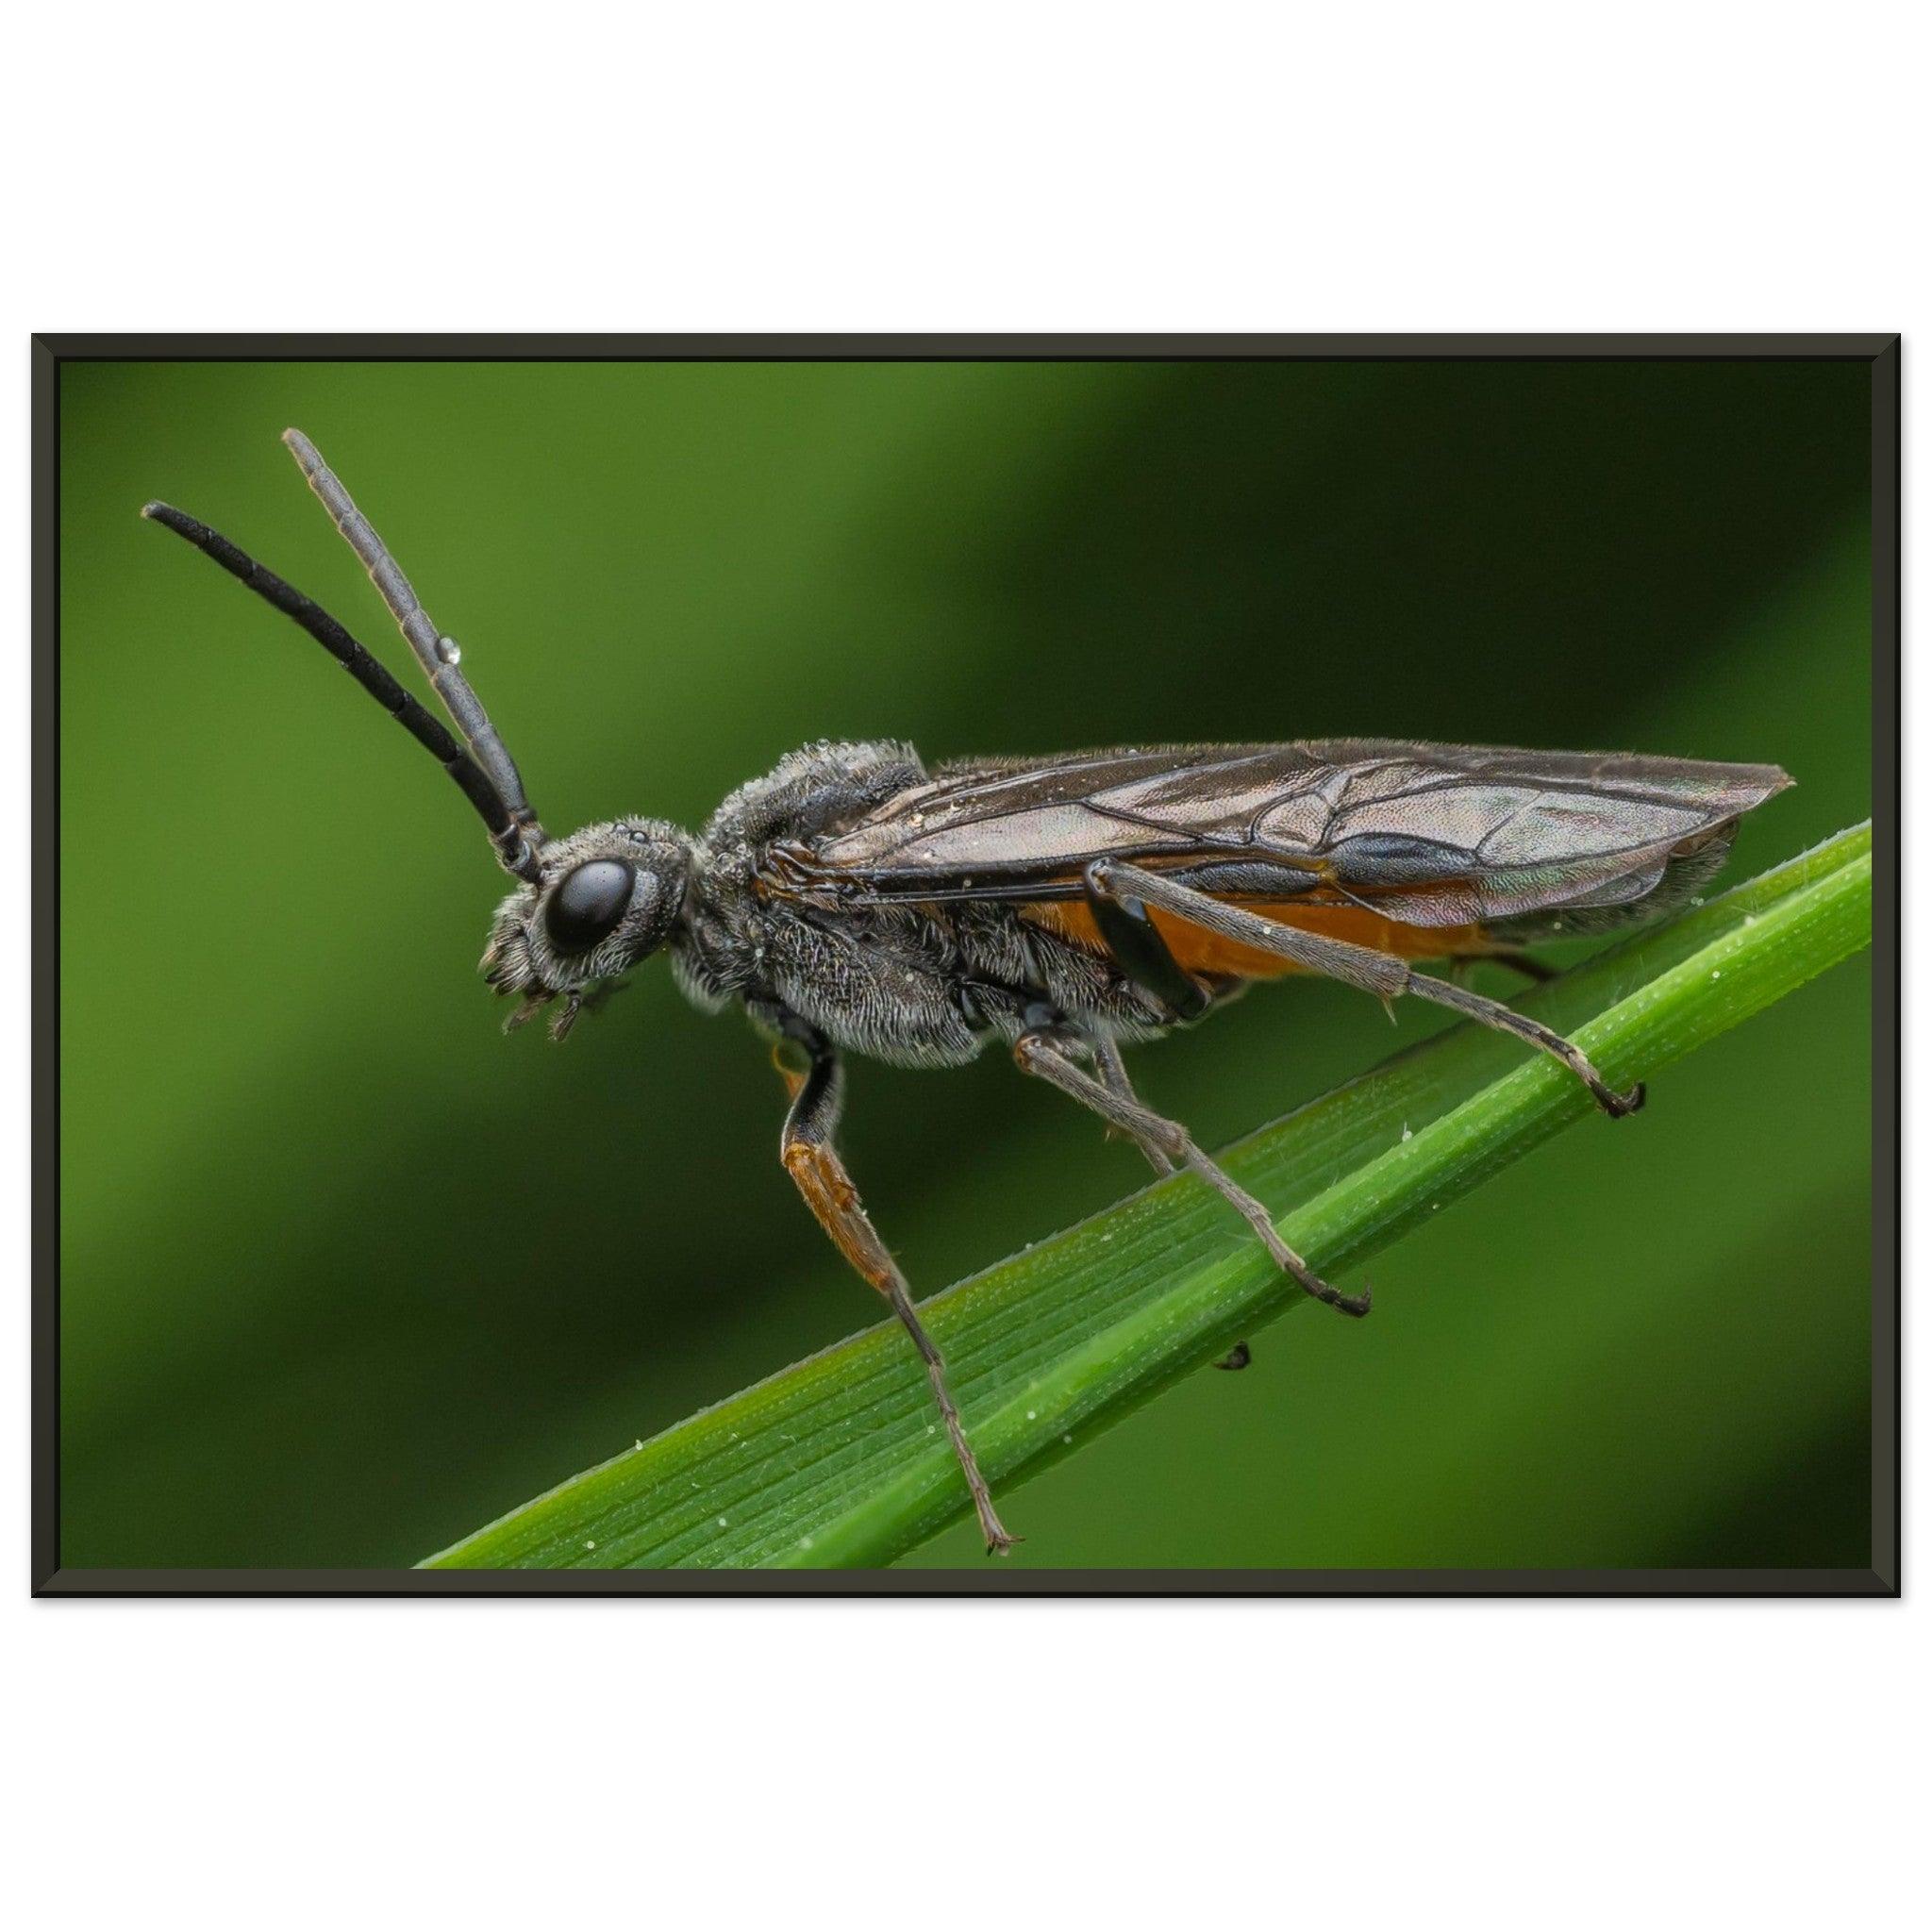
[435,635,462,666]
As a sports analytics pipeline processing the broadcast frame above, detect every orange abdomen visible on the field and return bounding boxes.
[1022,898,1497,980]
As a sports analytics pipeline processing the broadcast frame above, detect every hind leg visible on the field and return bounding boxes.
[1084,858,1644,1119]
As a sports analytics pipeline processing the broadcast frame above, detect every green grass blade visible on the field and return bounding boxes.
[425,824,1873,1571]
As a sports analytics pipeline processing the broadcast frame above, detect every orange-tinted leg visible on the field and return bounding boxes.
[774,1041,1018,1556]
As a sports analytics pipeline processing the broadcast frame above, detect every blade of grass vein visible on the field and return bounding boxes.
[423,825,1870,1569]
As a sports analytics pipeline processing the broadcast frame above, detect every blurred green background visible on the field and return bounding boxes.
[58,358,1874,1572]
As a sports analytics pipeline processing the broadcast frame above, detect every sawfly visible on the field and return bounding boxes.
[143,431,1791,1554]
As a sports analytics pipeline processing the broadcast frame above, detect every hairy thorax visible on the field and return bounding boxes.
[668,739,1171,1067]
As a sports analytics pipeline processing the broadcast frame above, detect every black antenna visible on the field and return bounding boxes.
[280,428,542,847]
[141,501,544,884]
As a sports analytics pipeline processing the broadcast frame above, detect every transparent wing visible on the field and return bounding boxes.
[799,740,1790,927]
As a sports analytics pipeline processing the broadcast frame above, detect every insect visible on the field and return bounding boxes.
[144,430,1791,1555]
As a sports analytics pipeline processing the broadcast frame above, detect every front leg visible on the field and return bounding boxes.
[770,1022,1017,1556]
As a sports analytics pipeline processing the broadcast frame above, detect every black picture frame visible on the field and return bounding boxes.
[30,333,1901,1598]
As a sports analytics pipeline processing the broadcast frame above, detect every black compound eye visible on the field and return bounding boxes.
[544,859,636,955]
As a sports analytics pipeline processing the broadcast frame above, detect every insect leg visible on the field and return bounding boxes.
[1085,859,1644,1119]
[772,1032,1018,1556]
[1012,1021,1370,1318]
[1092,1031,1175,1176]
[1093,1032,1252,1367]
[1449,950,1553,990]
[1490,948,1558,985]
[1081,874,1210,1020]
